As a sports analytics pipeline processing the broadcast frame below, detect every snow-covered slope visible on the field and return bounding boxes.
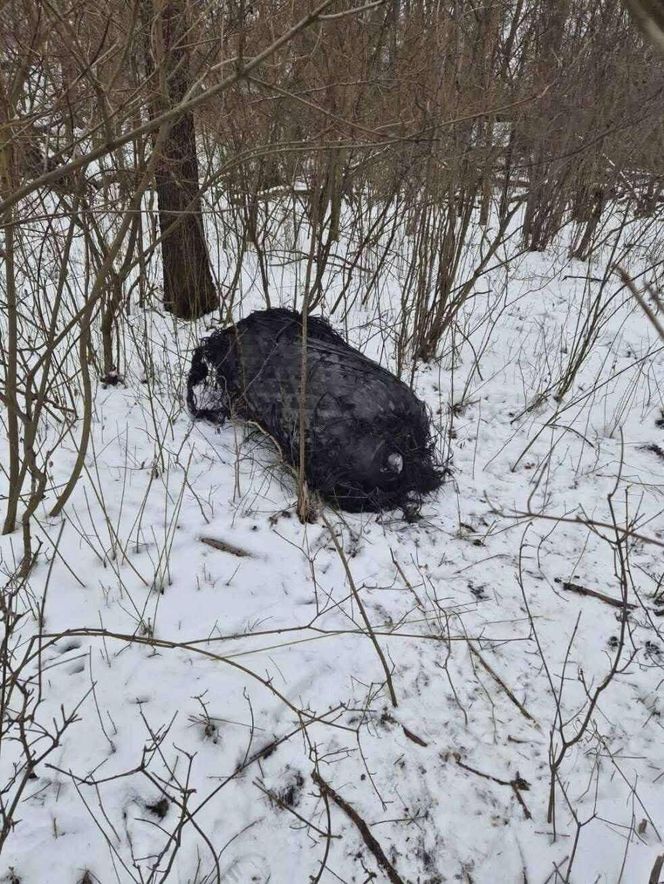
[1,219,664,883]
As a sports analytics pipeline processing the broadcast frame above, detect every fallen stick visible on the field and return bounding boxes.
[469,643,538,726]
[555,578,635,610]
[649,854,664,884]
[402,725,428,747]
[200,536,253,558]
[312,770,406,884]
[453,754,532,820]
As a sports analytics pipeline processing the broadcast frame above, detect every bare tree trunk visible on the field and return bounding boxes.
[0,114,20,535]
[522,0,570,251]
[151,0,217,320]
[1,203,19,535]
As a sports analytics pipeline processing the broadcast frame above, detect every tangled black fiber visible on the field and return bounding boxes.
[187,308,443,512]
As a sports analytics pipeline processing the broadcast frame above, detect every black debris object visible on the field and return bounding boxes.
[187,308,443,512]
[145,796,169,819]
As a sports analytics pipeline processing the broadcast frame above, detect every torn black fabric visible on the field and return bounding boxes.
[187,308,443,512]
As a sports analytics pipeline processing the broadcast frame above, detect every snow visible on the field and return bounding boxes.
[2,209,664,883]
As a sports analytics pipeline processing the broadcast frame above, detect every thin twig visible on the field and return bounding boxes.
[321,513,398,707]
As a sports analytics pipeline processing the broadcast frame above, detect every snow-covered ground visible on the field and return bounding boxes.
[2,211,664,883]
